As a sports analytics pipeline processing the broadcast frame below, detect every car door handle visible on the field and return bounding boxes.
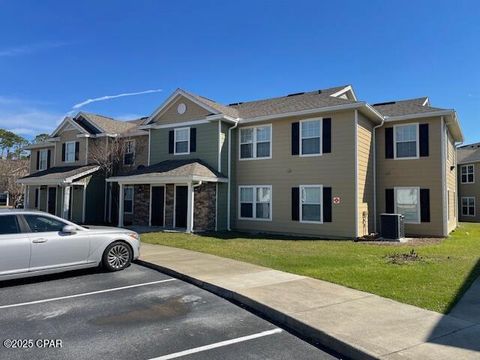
[32,238,48,244]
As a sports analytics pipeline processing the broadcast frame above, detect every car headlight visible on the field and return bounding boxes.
[127,232,140,241]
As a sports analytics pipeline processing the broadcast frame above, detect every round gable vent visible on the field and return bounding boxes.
[177,103,187,114]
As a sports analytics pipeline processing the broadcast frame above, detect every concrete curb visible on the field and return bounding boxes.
[136,259,378,360]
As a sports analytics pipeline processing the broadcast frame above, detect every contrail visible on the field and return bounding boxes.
[72,89,163,110]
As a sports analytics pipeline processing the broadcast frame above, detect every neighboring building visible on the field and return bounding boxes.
[18,113,148,224]
[105,85,463,238]
[457,143,480,222]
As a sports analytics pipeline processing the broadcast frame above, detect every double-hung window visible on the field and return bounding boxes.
[239,185,271,220]
[38,149,48,170]
[300,119,321,156]
[239,125,271,159]
[462,197,475,217]
[395,187,420,223]
[461,165,474,184]
[65,141,76,163]
[300,185,322,222]
[124,186,134,214]
[394,124,418,159]
[124,140,135,165]
[174,128,190,155]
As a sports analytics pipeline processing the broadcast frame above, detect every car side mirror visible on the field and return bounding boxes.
[62,225,76,234]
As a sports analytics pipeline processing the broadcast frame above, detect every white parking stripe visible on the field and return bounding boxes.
[149,328,283,360]
[0,279,176,309]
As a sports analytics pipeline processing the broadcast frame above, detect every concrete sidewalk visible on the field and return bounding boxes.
[139,243,480,360]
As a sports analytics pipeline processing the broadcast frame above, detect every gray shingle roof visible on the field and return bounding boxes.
[457,143,480,164]
[120,159,226,179]
[372,97,446,117]
[19,165,99,181]
[79,113,140,135]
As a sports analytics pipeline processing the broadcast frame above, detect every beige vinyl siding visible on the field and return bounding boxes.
[232,110,357,239]
[446,131,458,231]
[151,96,211,125]
[54,130,87,166]
[39,186,47,212]
[149,122,220,171]
[26,186,40,209]
[376,117,444,237]
[357,113,375,236]
[458,161,480,222]
[30,146,54,174]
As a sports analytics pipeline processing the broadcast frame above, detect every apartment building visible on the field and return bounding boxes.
[457,143,480,222]
[20,85,463,238]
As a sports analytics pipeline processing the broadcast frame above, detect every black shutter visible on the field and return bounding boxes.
[75,142,80,161]
[34,188,39,208]
[420,189,430,222]
[291,122,299,155]
[47,150,51,169]
[323,187,332,222]
[190,128,196,152]
[36,151,40,170]
[168,130,174,154]
[385,128,394,159]
[322,118,331,154]
[385,189,394,213]
[419,124,429,157]
[291,187,299,221]
[62,143,66,161]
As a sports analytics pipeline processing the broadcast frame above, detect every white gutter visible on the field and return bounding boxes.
[372,116,385,233]
[227,120,239,230]
[106,175,228,185]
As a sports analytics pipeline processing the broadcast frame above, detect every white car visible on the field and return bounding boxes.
[0,210,140,281]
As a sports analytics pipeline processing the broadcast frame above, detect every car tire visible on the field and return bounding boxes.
[102,241,132,272]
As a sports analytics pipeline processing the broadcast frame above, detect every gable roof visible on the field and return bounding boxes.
[18,165,100,185]
[77,113,140,135]
[51,116,91,137]
[372,97,445,117]
[457,143,480,164]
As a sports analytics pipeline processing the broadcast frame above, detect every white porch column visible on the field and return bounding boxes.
[118,183,124,227]
[63,186,71,219]
[186,181,194,233]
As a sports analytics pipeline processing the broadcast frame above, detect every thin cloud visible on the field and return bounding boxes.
[0,41,68,58]
[72,89,163,110]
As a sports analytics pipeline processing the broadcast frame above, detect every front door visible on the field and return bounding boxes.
[151,186,165,226]
[47,187,56,215]
[175,186,188,228]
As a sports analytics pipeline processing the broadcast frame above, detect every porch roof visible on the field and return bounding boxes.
[107,159,227,184]
[17,165,100,186]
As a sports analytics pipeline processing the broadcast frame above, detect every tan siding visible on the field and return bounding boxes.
[232,110,357,238]
[446,131,458,231]
[357,113,375,236]
[151,96,211,125]
[54,130,87,166]
[29,146,54,174]
[458,161,480,222]
[376,117,444,236]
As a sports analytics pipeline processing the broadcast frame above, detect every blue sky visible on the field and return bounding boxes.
[0,0,479,142]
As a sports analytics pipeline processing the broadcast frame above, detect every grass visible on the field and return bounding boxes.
[141,223,480,314]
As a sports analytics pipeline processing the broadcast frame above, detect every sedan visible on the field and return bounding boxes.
[0,209,140,281]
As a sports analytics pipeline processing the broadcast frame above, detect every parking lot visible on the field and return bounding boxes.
[0,263,339,360]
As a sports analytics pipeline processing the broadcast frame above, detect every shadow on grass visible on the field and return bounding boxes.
[445,258,480,314]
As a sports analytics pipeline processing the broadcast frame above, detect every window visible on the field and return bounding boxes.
[65,141,76,162]
[462,197,475,217]
[394,124,418,159]
[461,165,475,184]
[300,185,322,222]
[174,128,190,155]
[24,215,66,233]
[300,119,321,156]
[395,187,420,223]
[0,215,20,235]
[39,149,48,170]
[239,186,271,220]
[124,186,134,214]
[124,140,135,165]
[239,125,271,159]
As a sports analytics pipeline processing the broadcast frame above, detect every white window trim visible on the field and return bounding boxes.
[124,186,134,215]
[460,164,475,184]
[394,186,421,224]
[238,185,272,221]
[461,196,476,217]
[174,127,190,155]
[299,184,323,224]
[300,118,323,157]
[238,124,272,160]
[38,149,48,170]
[393,123,420,160]
[65,141,76,163]
[123,139,136,165]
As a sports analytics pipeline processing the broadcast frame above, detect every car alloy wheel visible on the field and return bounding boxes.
[107,244,130,270]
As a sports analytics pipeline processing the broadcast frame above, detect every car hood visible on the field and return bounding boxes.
[83,226,135,234]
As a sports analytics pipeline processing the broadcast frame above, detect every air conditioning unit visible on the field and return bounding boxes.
[380,214,405,240]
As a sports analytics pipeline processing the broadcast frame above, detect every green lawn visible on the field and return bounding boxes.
[141,223,480,314]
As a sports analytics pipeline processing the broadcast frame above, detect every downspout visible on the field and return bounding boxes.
[227,120,239,231]
[372,117,385,233]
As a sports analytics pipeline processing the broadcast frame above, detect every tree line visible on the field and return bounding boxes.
[0,130,50,159]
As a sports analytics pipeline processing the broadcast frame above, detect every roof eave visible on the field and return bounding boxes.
[107,174,227,184]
